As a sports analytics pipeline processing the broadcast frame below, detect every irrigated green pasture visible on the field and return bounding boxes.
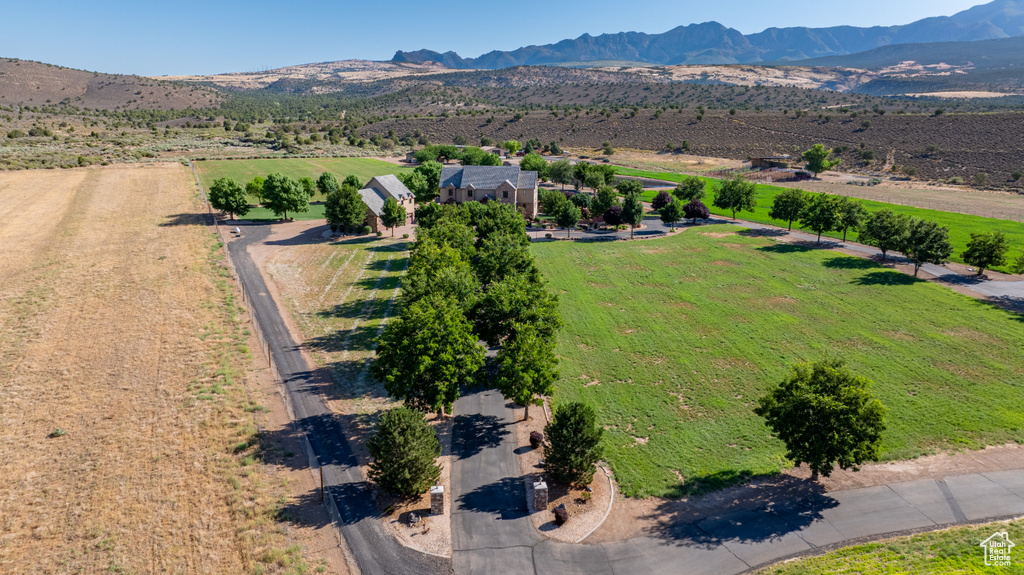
[195,157,411,221]
[614,167,1024,273]
[533,225,1024,498]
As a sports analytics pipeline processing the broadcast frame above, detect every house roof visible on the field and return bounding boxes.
[439,165,538,190]
[358,187,387,217]
[367,174,414,202]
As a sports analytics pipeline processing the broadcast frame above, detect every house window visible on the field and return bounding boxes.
[448,189,453,197]
[503,191,509,198]
[468,189,474,198]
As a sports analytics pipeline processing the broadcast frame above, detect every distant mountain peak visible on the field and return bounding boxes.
[391,1,1024,69]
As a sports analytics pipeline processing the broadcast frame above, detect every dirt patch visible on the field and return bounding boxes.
[700,232,736,238]
[709,260,739,267]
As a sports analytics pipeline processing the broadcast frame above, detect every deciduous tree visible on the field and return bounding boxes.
[316,172,340,197]
[208,177,250,220]
[472,275,561,347]
[372,294,484,416]
[713,176,757,220]
[245,176,265,203]
[548,159,574,191]
[672,176,706,202]
[496,323,559,421]
[544,402,603,487]
[474,232,539,285]
[380,197,406,236]
[836,196,868,242]
[603,205,623,228]
[755,359,886,480]
[963,231,1010,275]
[520,153,549,179]
[768,188,807,231]
[799,192,840,243]
[682,199,710,224]
[651,191,673,210]
[555,202,582,238]
[660,198,683,229]
[802,144,841,178]
[593,185,619,218]
[859,209,910,260]
[324,183,366,233]
[620,191,645,239]
[367,407,441,496]
[903,218,953,276]
[261,173,309,220]
[298,176,316,199]
[614,179,644,197]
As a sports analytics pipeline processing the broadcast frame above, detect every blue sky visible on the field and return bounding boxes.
[1,0,986,76]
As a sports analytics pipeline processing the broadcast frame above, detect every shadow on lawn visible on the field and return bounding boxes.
[756,244,814,255]
[822,255,879,270]
[852,270,923,286]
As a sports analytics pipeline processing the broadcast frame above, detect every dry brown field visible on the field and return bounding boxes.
[0,165,334,574]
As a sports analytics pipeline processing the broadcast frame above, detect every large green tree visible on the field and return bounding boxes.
[614,179,644,197]
[859,209,910,260]
[802,144,841,178]
[261,173,309,220]
[380,197,407,236]
[473,202,529,246]
[372,294,484,416]
[543,402,604,487]
[672,176,706,202]
[208,177,250,220]
[620,190,645,239]
[417,220,476,262]
[245,176,265,204]
[768,188,807,231]
[405,239,480,311]
[713,176,757,220]
[298,176,316,199]
[754,359,886,480]
[962,231,1010,275]
[836,196,868,242]
[495,323,559,420]
[502,140,522,155]
[548,159,574,191]
[903,218,953,276]
[315,172,340,197]
[474,232,539,285]
[367,407,441,496]
[460,146,502,166]
[520,153,549,179]
[799,193,840,243]
[472,274,561,347]
[324,183,366,233]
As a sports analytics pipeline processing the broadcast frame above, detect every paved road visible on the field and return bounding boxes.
[227,224,449,575]
[226,220,1024,575]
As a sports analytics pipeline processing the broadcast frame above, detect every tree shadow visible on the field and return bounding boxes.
[161,213,211,226]
[738,228,787,238]
[273,487,336,529]
[644,473,839,548]
[264,223,334,246]
[456,476,528,514]
[757,244,814,254]
[452,412,510,460]
[304,322,383,353]
[822,256,878,270]
[852,271,923,286]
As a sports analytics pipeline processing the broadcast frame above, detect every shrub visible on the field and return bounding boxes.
[543,402,603,486]
[545,233,552,239]
[603,205,623,227]
[974,173,989,187]
[402,233,410,239]
[553,505,569,526]
[376,231,383,237]
[530,431,543,449]
[361,225,372,235]
[367,407,441,496]
[7,130,25,138]
[1011,171,1023,182]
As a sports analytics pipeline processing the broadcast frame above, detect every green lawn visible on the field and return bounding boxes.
[613,167,1024,273]
[533,225,1024,498]
[195,157,411,221]
[759,519,1024,574]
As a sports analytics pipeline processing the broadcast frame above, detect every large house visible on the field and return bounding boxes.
[358,175,415,233]
[438,165,538,219]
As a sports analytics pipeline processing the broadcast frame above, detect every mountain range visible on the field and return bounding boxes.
[392,0,1024,69]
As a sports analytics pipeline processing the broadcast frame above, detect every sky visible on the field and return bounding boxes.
[0,0,988,76]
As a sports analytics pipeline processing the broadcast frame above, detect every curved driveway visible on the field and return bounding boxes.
[227,222,1024,575]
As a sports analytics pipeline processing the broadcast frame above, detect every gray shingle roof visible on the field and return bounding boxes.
[367,174,414,201]
[439,165,538,191]
[358,187,387,216]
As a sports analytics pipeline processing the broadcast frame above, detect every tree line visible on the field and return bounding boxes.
[367,201,605,495]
